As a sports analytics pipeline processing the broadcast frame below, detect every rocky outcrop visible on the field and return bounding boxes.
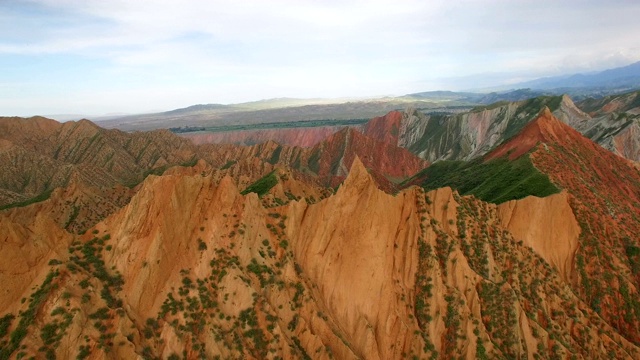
[353,93,640,163]
[202,128,429,192]
[0,211,72,312]
[497,191,580,283]
[527,113,640,344]
[361,110,404,146]
[358,98,556,162]
[612,123,640,163]
[307,128,428,183]
[553,94,591,130]
[578,90,640,116]
[486,107,574,160]
[481,106,640,344]
[288,157,423,359]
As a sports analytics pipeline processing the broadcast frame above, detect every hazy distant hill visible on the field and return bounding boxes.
[98,98,470,131]
[91,61,640,134]
[515,61,640,91]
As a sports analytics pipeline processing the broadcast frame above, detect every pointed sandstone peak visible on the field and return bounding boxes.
[487,106,581,160]
[217,174,239,195]
[58,118,101,139]
[0,116,60,140]
[341,155,376,192]
[539,105,553,119]
[497,190,580,283]
[554,94,591,128]
[533,106,567,130]
[559,94,586,115]
[361,110,404,146]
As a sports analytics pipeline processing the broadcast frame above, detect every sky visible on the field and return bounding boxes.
[1,0,640,117]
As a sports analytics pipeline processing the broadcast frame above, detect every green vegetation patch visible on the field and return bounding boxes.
[0,270,59,359]
[170,118,370,134]
[307,150,321,174]
[220,160,237,170]
[0,189,53,211]
[416,155,559,204]
[240,171,278,197]
[268,145,282,165]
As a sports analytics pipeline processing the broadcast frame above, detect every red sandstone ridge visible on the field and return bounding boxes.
[514,107,640,344]
[308,127,429,191]
[361,110,404,146]
[487,107,581,160]
[497,191,580,283]
[314,127,428,178]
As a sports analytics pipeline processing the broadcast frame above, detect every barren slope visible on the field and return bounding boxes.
[1,158,638,359]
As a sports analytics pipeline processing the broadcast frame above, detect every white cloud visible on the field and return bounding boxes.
[1,0,640,115]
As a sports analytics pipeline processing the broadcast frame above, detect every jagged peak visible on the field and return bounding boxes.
[0,115,60,135]
[77,118,99,126]
[74,118,101,131]
[487,106,581,160]
[361,110,404,146]
[260,139,283,148]
[362,110,403,128]
[559,94,577,108]
[59,118,101,137]
[539,105,553,119]
[532,106,583,142]
[217,174,239,195]
[557,94,590,118]
[332,126,353,137]
[341,155,376,192]
[314,126,354,150]
[536,106,564,130]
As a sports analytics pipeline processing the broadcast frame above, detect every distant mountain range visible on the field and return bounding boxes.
[90,61,640,132]
[516,60,640,90]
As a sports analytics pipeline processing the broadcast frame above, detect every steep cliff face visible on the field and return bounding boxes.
[2,157,639,359]
[486,107,570,160]
[612,123,640,163]
[0,212,72,312]
[402,103,523,161]
[306,128,428,184]
[497,191,580,283]
[578,90,640,116]
[359,97,564,162]
[484,108,640,344]
[530,126,640,345]
[569,91,640,161]
[355,93,640,163]
[287,158,424,359]
[360,110,404,146]
[202,128,428,192]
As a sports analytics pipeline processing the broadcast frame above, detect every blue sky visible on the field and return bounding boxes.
[1,0,640,117]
